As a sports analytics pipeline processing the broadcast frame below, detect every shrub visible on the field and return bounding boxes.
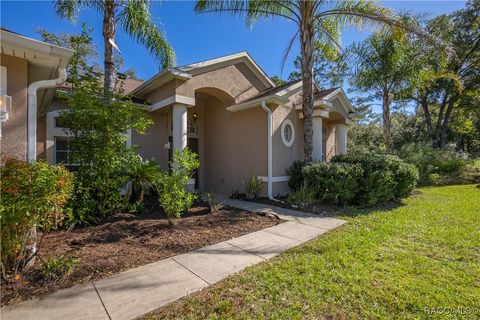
[286,160,306,191]
[302,162,363,205]
[41,256,79,280]
[124,156,161,205]
[58,77,152,224]
[156,149,199,225]
[331,153,418,205]
[397,143,468,185]
[0,159,73,277]
[244,176,264,200]
[286,183,316,208]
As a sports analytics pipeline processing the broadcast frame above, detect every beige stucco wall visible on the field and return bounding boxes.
[0,54,28,161]
[272,92,304,178]
[203,96,267,195]
[176,64,267,102]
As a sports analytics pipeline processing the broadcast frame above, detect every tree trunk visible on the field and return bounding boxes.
[299,2,315,162]
[382,90,392,153]
[433,89,449,148]
[439,97,455,149]
[103,0,116,99]
[419,94,435,147]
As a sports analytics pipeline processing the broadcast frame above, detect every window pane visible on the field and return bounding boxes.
[56,151,69,164]
[56,138,69,151]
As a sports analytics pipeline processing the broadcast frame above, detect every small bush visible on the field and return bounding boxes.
[302,162,363,205]
[244,176,263,200]
[286,160,306,191]
[286,183,316,208]
[41,256,79,280]
[156,149,199,225]
[0,159,73,277]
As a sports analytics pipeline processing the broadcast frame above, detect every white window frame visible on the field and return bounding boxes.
[46,110,72,164]
[281,119,295,147]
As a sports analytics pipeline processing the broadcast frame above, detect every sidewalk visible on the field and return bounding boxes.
[1,200,346,320]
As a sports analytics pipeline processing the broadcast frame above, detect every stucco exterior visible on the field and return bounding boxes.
[1,54,28,160]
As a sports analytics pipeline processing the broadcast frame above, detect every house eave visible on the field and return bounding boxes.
[227,94,289,112]
[131,69,192,96]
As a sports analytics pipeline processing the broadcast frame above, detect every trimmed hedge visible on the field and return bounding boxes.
[301,162,363,205]
[289,153,418,206]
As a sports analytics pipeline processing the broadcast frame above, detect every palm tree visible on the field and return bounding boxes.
[194,0,428,162]
[54,0,174,97]
[124,157,161,204]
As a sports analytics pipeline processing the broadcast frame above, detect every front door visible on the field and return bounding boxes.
[168,137,199,189]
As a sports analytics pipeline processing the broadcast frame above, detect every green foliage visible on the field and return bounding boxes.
[286,183,316,208]
[397,143,469,185]
[332,153,418,205]
[41,256,79,280]
[286,160,307,191]
[243,176,264,200]
[124,156,161,205]
[156,149,200,223]
[302,162,363,205]
[0,159,73,276]
[58,77,152,224]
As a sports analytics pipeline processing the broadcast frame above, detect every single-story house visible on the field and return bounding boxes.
[1,29,355,197]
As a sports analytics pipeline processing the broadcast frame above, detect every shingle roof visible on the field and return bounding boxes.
[314,87,340,100]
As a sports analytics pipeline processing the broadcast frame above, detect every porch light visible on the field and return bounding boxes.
[193,111,198,121]
[0,94,12,138]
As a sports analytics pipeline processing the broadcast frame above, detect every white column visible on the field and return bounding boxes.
[172,103,187,152]
[335,124,347,154]
[312,117,323,161]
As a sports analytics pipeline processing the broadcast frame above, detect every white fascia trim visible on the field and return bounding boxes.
[257,176,290,183]
[227,95,289,112]
[1,30,74,68]
[323,88,355,114]
[131,69,191,96]
[178,52,275,88]
[151,95,195,112]
[275,81,303,97]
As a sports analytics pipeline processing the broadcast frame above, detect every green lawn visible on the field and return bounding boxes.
[144,185,480,320]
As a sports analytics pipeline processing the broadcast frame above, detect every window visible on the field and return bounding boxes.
[281,119,295,147]
[55,137,78,169]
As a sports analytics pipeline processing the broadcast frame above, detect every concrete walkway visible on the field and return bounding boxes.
[1,200,346,320]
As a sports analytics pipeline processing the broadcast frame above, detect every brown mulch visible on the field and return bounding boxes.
[1,202,281,306]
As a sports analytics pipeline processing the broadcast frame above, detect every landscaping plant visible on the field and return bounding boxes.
[0,159,73,279]
[244,176,263,200]
[156,149,200,225]
[124,156,161,206]
[58,77,152,226]
[41,256,79,281]
[286,183,316,208]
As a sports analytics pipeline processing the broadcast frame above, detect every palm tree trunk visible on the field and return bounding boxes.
[103,0,116,99]
[382,90,392,153]
[439,97,455,149]
[300,2,315,162]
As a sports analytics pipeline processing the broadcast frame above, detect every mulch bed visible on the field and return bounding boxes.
[1,201,281,306]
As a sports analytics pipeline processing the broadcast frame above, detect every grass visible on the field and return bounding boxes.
[143,185,480,320]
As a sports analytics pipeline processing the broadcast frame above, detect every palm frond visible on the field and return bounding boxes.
[280,30,299,75]
[117,0,175,69]
[195,0,298,25]
[54,0,103,21]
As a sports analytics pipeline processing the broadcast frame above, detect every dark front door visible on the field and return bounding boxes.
[168,137,199,189]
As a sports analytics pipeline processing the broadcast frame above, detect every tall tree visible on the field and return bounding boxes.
[346,28,419,153]
[408,0,479,148]
[194,0,430,162]
[54,0,174,98]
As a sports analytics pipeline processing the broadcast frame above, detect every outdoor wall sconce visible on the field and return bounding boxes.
[0,93,12,138]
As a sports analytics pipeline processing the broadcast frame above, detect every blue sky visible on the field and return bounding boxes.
[1,1,466,82]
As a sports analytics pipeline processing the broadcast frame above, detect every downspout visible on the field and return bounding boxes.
[261,101,273,200]
[27,68,67,163]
